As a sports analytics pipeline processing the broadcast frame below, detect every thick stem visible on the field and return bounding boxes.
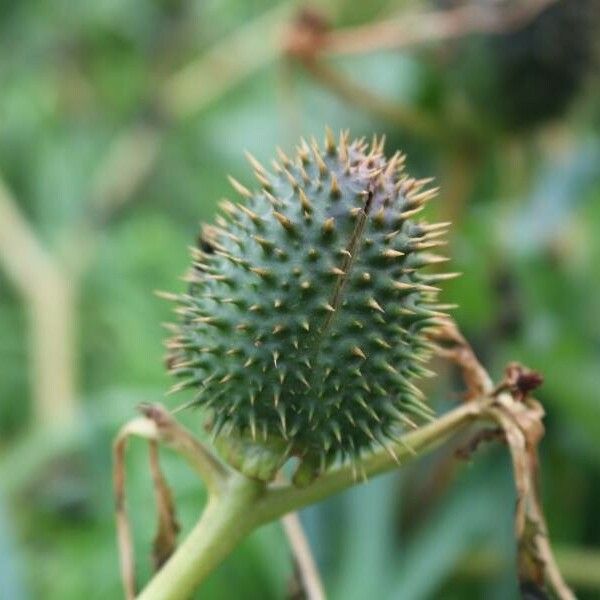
[135,400,486,600]
[137,474,264,600]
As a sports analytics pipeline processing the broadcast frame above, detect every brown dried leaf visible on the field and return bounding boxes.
[113,417,159,600]
[488,380,575,600]
[429,318,493,399]
[149,440,180,570]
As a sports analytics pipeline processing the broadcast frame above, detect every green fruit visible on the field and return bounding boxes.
[166,130,454,484]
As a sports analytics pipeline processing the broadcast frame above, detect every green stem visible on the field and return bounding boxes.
[137,474,264,600]
[136,399,487,599]
[255,398,485,523]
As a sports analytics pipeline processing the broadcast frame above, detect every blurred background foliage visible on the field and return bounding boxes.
[1,0,599,598]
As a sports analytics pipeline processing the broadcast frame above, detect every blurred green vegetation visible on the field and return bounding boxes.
[1,0,599,598]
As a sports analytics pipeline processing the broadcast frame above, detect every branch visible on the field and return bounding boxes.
[431,322,572,598]
[490,396,575,599]
[137,474,265,600]
[274,473,325,600]
[158,1,296,121]
[281,511,325,600]
[317,0,560,57]
[0,176,77,427]
[485,364,574,600]
[284,2,557,137]
[255,398,484,523]
[429,318,493,399]
[298,57,438,138]
[283,9,438,138]
[135,398,483,600]
[118,319,573,600]
[0,178,57,299]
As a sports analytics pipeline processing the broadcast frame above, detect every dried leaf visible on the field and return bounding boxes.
[149,440,180,570]
[487,369,575,600]
[113,417,159,600]
[429,318,493,399]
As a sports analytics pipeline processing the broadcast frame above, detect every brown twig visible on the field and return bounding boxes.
[454,426,504,460]
[317,0,560,57]
[283,9,438,138]
[285,1,558,139]
[482,368,573,599]
[400,320,494,531]
[299,57,438,137]
[483,362,573,599]
[282,512,326,600]
[431,320,573,598]
[429,318,493,399]
[275,471,326,600]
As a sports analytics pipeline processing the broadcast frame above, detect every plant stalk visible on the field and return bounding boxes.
[136,399,485,599]
[137,474,264,600]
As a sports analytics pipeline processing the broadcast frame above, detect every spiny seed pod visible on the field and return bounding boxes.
[165,130,456,485]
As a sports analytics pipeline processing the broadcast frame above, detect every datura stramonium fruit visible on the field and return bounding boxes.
[165,130,456,485]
